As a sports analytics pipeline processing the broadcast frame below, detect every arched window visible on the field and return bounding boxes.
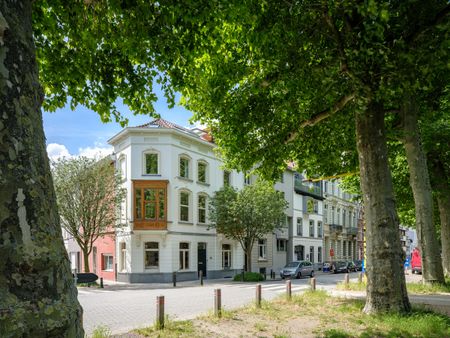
[179,154,191,179]
[197,160,209,183]
[142,150,160,175]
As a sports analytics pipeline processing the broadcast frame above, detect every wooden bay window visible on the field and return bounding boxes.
[133,180,168,230]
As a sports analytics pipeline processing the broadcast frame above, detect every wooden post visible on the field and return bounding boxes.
[199,270,203,286]
[358,272,363,284]
[214,288,222,317]
[310,277,316,291]
[286,280,292,300]
[256,284,262,308]
[345,273,349,286]
[100,277,104,288]
[173,271,176,287]
[156,296,164,329]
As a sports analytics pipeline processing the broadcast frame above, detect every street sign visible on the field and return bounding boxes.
[330,248,334,257]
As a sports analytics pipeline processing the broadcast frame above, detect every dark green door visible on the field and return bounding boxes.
[197,242,207,278]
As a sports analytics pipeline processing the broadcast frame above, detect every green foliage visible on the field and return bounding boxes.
[90,325,111,338]
[209,179,287,267]
[233,272,264,282]
[135,318,195,337]
[52,156,126,272]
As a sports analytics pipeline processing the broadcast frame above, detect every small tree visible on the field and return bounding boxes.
[209,180,287,272]
[52,157,125,273]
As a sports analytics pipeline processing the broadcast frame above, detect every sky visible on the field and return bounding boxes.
[43,83,194,161]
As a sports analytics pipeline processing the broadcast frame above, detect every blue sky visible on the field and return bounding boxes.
[43,84,193,160]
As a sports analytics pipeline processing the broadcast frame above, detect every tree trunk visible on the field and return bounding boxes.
[429,159,450,277]
[83,249,91,273]
[0,1,84,337]
[355,103,410,313]
[245,240,253,272]
[401,98,445,284]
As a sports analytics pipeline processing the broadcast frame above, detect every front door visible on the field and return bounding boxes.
[197,242,207,278]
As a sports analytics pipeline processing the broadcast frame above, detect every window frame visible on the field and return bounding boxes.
[317,221,323,238]
[133,180,168,230]
[222,244,232,269]
[142,150,160,175]
[179,190,192,222]
[144,241,159,270]
[258,239,267,260]
[102,254,113,271]
[179,154,192,179]
[197,160,209,184]
[309,220,315,237]
[179,242,190,270]
[197,193,207,224]
[296,217,303,236]
[276,239,287,252]
[309,246,314,263]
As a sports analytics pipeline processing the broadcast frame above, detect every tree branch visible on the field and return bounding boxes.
[323,7,349,74]
[405,4,450,44]
[285,93,356,143]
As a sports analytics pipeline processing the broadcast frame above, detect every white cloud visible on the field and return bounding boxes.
[46,143,113,161]
[47,143,72,161]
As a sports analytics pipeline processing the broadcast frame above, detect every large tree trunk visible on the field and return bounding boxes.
[83,250,91,273]
[401,98,445,284]
[0,1,84,337]
[245,241,253,272]
[430,159,450,277]
[355,103,410,313]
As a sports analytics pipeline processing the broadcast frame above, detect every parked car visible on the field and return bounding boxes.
[280,261,314,279]
[333,261,357,273]
[353,260,363,271]
[411,248,422,274]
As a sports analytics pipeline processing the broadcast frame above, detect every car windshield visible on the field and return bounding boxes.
[337,261,346,267]
[285,262,300,268]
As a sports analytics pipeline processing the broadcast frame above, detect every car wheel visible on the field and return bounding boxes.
[296,272,302,279]
[310,270,314,277]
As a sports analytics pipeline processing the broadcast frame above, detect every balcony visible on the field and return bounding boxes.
[294,179,323,200]
[329,224,343,233]
[346,227,358,235]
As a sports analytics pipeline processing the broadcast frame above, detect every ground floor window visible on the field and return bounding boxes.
[258,239,267,260]
[222,244,232,268]
[102,254,113,271]
[145,242,159,269]
[318,246,322,263]
[309,246,314,263]
[179,242,189,270]
[120,242,126,272]
[277,239,287,252]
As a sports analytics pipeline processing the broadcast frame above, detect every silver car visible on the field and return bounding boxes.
[280,261,314,279]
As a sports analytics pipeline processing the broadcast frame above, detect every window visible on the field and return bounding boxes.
[179,156,190,178]
[244,172,251,185]
[145,242,159,269]
[134,180,167,230]
[198,194,207,224]
[277,239,287,252]
[180,191,191,222]
[310,247,314,263]
[119,156,126,179]
[324,181,328,193]
[309,220,314,237]
[337,208,341,224]
[222,244,232,268]
[179,242,189,270]
[314,200,319,213]
[144,152,158,175]
[102,254,113,271]
[318,221,322,238]
[349,211,352,227]
[324,204,328,223]
[223,170,231,186]
[331,206,335,223]
[307,199,314,213]
[296,218,303,236]
[343,209,347,226]
[343,241,347,256]
[258,239,267,260]
[120,242,126,272]
[318,246,322,263]
[197,161,208,183]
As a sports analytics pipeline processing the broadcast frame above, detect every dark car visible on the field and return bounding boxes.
[353,260,363,271]
[333,261,357,273]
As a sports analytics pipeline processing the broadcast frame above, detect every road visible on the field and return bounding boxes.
[77,272,449,336]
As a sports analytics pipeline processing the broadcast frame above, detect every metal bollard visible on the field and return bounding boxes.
[344,273,349,286]
[310,277,316,291]
[286,280,292,300]
[156,296,164,329]
[358,272,363,284]
[214,289,222,317]
[199,270,204,286]
[256,284,262,308]
[100,277,104,288]
[173,271,176,287]
[241,270,245,281]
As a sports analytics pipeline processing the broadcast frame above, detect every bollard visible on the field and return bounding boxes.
[173,271,176,287]
[344,273,349,286]
[358,272,363,284]
[156,295,164,329]
[241,270,245,281]
[286,280,292,300]
[256,284,262,308]
[310,277,316,291]
[199,270,204,286]
[100,277,104,288]
[270,269,273,279]
[214,289,222,317]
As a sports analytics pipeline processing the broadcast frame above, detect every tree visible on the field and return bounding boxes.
[209,180,287,272]
[52,157,125,273]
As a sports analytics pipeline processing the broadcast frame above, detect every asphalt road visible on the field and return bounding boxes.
[77,272,449,336]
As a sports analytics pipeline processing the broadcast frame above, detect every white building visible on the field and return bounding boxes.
[109,119,246,282]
